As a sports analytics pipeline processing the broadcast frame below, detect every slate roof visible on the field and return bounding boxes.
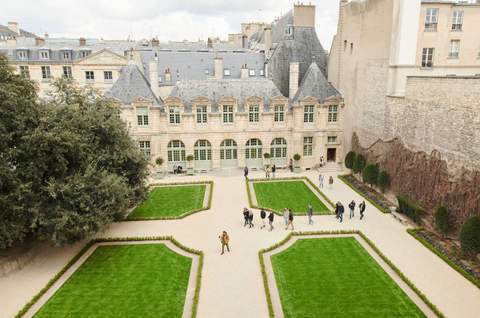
[0,24,36,39]
[169,79,284,112]
[292,62,341,103]
[106,62,162,106]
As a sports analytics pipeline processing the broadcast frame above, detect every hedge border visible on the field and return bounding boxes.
[124,181,214,221]
[246,177,334,216]
[16,236,203,318]
[408,228,480,290]
[338,174,390,214]
[258,231,445,318]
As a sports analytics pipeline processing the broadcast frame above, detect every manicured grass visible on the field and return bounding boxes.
[34,244,192,318]
[129,185,206,219]
[271,237,425,318]
[253,181,329,214]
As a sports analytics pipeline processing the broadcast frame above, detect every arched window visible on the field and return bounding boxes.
[246,139,262,159]
[270,138,287,158]
[194,140,212,161]
[220,139,237,160]
[167,140,186,162]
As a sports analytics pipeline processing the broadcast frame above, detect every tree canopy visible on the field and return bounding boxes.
[0,55,148,249]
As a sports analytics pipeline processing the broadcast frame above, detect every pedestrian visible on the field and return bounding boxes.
[243,208,249,227]
[219,230,230,255]
[283,208,289,227]
[260,208,267,229]
[248,209,254,228]
[244,166,249,179]
[286,209,294,230]
[272,164,276,178]
[265,165,271,179]
[319,173,324,188]
[334,202,340,219]
[307,203,313,225]
[338,202,344,223]
[320,156,324,167]
[268,211,275,231]
[349,200,356,219]
[328,175,334,189]
[289,158,293,172]
[359,201,366,220]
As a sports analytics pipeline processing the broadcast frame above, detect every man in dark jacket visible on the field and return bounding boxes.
[286,209,294,230]
[348,200,356,219]
[243,208,249,227]
[338,203,344,223]
[244,166,249,179]
[260,208,267,229]
[268,211,275,231]
[359,201,366,220]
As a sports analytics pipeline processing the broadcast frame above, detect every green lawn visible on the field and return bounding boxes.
[253,181,329,214]
[128,184,206,219]
[34,244,192,318]
[271,237,425,318]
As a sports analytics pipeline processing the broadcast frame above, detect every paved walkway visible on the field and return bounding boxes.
[1,169,480,318]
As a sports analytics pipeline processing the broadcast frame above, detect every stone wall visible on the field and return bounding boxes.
[352,133,480,232]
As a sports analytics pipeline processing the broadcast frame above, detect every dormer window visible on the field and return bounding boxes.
[39,50,50,60]
[249,69,255,77]
[62,51,71,60]
[285,25,293,37]
[224,69,231,76]
[17,50,28,60]
[79,50,91,58]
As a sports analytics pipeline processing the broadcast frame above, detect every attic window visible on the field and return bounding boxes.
[343,40,347,50]
[285,25,293,37]
[350,43,354,53]
[224,69,231,76]
[204,69,209,75]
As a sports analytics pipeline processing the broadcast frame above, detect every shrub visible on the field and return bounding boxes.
[263,153,271,159]
[396,195,424,224]
[155,157,164,166]
[435,206,450,236]
[186,155,194,161]
[344,151,356,170]
[293,153,301,161]
[353,155,366,174]
[460,216,480,256]
[362,164,379,186]
[377,170,391,192]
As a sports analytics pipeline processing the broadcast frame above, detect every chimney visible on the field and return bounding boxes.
[151,38,159,47]
[240,64,249,79]
[241,35,248,49]
[264,26,272,52]
[289,62,299,98]
[7,22,19,35]
[35,37,45,46]
[149,58,159,97]
[207,37,213,49]
[79,37,86,46]
[164,68,171,82]
[214,57,223,80]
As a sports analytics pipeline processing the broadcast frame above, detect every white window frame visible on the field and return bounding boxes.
[328,136,338,144]
[139,141,151,158]
[168,140,186,162]
[136,107,149,126]
[62,66,72,79]
[452,11,463,31]
[304,105,314,123]
[448,40,460,59]
[17,50,28,60]
[224,69,231,76]
[422,48,434,68]
[249,69,255,77]
[328,105,338,123]
[41,66,51,80]
[39,50,50,60]
[19,66,30,78]
[248,105,259,123]
[79,50,91,58]
[104,71,113,81]
[259,69,264,76]
[220,139,237,160]
[222,105,234,124]
[425,8,439,31]
[85,71,95,82]
[62,51,71,60]
[196,105,207,124]
[169,107,181,124]
[274,105,284,122]
[303,137,313,156]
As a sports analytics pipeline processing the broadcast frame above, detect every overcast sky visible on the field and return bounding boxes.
[0,0,340,49]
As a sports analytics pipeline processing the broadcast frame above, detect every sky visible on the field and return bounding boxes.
[0,0,340,50]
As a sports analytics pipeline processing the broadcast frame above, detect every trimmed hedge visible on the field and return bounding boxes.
[16,236,203,318]
[353,154,366,174]
[396,195,424,224]
[460,216,480,256]
[344,151,356,170]
[435,206,450,236]
[377,170,391,193]
[338,174,390,213]
[362,164,379,186]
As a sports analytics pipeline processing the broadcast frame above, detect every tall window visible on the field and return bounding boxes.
[139,141,151,158]
[167,140,186,162]
[249,105,259,122]
[136,107,149,126]
[245,139,262,159]
[63,66,72,79]
[303,137,313,156]
[194,140,212,161]
[104,71,113,81]
[270,138,287,158]
[304,105,314,123]
[424,8,439,31]
[169,107,181,124]
[328,105,338,123]
[448,40,460,59]
[19,66,30,79]
[274,105,284,122]
[39,50,49,60]
[85,71,95,82]
[41,66,51,80]
[220,139,237,160]
[223,105,234,123]
[422,48,434,68]
[452,11,463,31]
[196,105,207,124]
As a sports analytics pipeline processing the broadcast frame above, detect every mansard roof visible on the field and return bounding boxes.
[106,62,162,106]
[292,62,341,104]
[169,79,284,112]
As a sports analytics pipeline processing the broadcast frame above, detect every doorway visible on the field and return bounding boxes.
[327,148,336,162]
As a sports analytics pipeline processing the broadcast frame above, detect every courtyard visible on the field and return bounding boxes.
[2,169,480,318]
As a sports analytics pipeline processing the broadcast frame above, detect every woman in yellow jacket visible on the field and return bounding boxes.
[219,231,230,255]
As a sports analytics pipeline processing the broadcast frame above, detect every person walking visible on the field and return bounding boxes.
[319,173,324,188]
[359,201,366,220]
[244,166,249,179]
[243,208,249,227]
[283,208,289,227]
[286,209,294,230]
[307,203,313,225]
[338,202,344,223]
[289,158,293,172]
[328,175,334,189]
[348,200,356,219]
[248,209,254,228]
[268,211,275,231]
[219,231,230,255]
[272,164,276,178]
[335,202,340,220]
[260,208,267,229]
[265,165,271,179]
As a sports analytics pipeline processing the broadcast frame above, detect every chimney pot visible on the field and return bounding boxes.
[79,37,86,46]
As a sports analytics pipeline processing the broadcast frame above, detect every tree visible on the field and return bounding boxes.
[435,206,450,236]
[344,151,356,170]
[377,170,391,192]
[362,164,379,186]
[353,154,366,174]
[0,59,148,249]
[460,216,480,256]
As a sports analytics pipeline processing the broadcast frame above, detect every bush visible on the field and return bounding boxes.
[460,216,480,256]
[186,155,194,161]
[353,155,366,174]
[344,151,356,170]
[377,170,391,192]
[396,195,424,224]
[263,153,271,159]
[362,164,379,186]
[293,153,301,161]
[155,157,164,166]
[435,206,450,236]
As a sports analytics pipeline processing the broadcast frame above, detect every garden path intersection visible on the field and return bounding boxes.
[1,170,480,318]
